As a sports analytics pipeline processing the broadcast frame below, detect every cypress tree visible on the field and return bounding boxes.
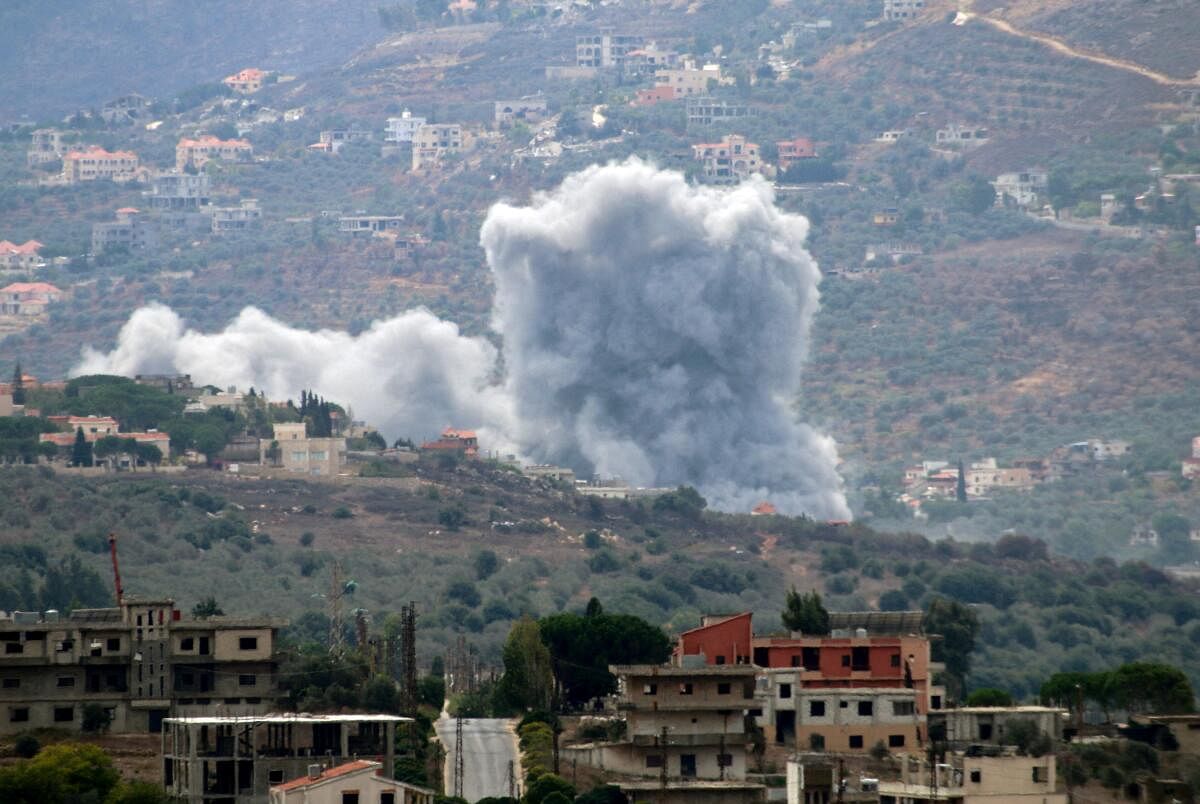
[11,362,25,405]
[71,428,93,467]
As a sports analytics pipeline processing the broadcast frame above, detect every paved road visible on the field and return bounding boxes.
[435,716,520,802]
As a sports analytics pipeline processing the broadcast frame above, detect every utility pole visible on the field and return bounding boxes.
[660,726,669,789]
[328,561,346,655]
[507,759,516,799]
[837,758,845,804]
[401,602,417,713]
[454,715,465,799]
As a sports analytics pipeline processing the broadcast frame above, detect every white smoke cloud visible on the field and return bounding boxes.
[76,160,849,518]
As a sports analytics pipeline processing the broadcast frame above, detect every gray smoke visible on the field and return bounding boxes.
[77,160,848,518]
[482,160,847,518]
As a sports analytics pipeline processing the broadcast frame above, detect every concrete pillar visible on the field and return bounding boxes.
[385,721,395,779]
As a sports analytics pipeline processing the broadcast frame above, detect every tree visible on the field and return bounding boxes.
[782,588,830,635]
[71,427,93,467]
[82,702,114,734]
[924,597,979,701]
[954,175,997,215]
[11,362,24,405]
[107,780,175,803]
[956,460,967,503]
[1110,662,1194,714]
[495,617,554,713]
[525,774,575,804]
[474,549,500,580]
[965,688,1014,707]
[362,674,401,713]
[191,597,224,618]
[134,442,163,466]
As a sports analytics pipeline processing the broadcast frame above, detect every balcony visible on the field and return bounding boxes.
[630,732,743,747]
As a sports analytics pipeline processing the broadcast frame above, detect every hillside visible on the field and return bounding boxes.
[0,463,1198,702]
[0,0,383,120]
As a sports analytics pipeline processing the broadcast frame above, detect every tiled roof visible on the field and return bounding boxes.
[178,135,251,148]
[273,760,379,792]
[62,146,138,161]
[0,240,44,255]
[1,282,62,295]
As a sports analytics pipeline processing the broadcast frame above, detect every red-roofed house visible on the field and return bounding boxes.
[1,282,62,315]
[751,501,777,516]
[776,137,818,170]
[270,760,434,804]
[0,240,45,271]
[421,427,479,457]
[176,135,254,170]
[60,146,140,183]
[632,85,676,106]
[223,67,267,94]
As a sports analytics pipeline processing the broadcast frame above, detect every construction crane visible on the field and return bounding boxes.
[108,533,124,605]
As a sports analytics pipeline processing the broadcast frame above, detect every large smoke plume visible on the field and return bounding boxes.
[77,160,849,518]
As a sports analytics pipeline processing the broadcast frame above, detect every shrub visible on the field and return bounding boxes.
[82,702,113,734]
[331,506,353,519]
[14,734,39,758]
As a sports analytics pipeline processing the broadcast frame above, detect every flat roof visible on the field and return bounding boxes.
[618,780,766,791]
[612,664,758,677]
[165,714,411,725]
[946,706,1066,714]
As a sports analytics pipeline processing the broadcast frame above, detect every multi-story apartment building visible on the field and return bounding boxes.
[576,32,644,69]
[385,109,427,143]
[92,207,157,254]
[164,713,411,803]
[675,611,940,754]
[224,68,267,94]
[883,0,926,21]
[931,706,1066,750]
[259,422,346,477]
[61,146,140,184]
[0,240,46,271]
[176,135,254,171]
[686,97,751,128]
[692,135,762,184]
[210,200,263,233]
[0,598,283,736]
[145,171,212,210]
[411,123,464,171]
[776,138,818,171]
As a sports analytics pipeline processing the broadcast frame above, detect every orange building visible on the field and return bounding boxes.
[223,68,267,94]
[176,135,253,170]
[776,137,817,171]
[60,146,140,184]
[420,427,479,457]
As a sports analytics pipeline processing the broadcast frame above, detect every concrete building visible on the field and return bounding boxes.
[270,760,434,804]
[687,97,751,128]
[210,200,262,233]
[878,749,1066,804]
[27,128,67,167]
[692,135,761,184]
[259,422,346,477]
[176,136,253,170]
[338,215,405,235]
[655,66,725,98]
[567,663,765,803]
[883,0,926,21]
[936,125,990,148]
[420,427,478,458]
[224,68,267,94]
[494,95,548,127]
[61,146,140,184]
[523,464,577,484]
[411,124,464,171]
[0,598,283,736]
[0,281,62,315]
[930,707,1066,750]
[1182,436,1200,480]
[0,240,46,272]
[163,714,409,803]
[634,86,678,106]
[101,94,153,125]
[993,171,1048,209]
[92,208,157,254]
[385,110,427,143]
[145,171,212,210]
[622,42,682,77]
[576,32,644,69]
[309,129,373,155]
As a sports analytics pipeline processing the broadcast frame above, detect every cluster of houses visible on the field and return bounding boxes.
[898,438,1133,515]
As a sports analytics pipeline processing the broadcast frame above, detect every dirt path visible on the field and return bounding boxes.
[958,2,1200,86]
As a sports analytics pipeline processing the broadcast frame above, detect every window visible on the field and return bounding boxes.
[839,700,849,708]
[802,647,820,670]
[810,700,826,717]
[849,735,864,749]
[57,676,75,688]
[851,647,870,671]
[291,451,307,461]
[181,637,194,651]
[643,683,657,695]
[841,653,850,667]
[931,695,942,710]
[10,707,29,722]
[268,770,284,784]
[717,753,733,767]
[857,701,873,717]
[381,794,396,804]
[54,707,74,723]
[56,639,73,653]
[2,678,18,689]
[645,755,664,768]
[779,683,792,699]
[107,638,120,651]
[970,770,982,784]
[5,643,23,655]
[890,653,901,667]
[889,734,906,747]
[715,655,726,665]
[1032,767,1048,783]
[717,683,731,695]
[809,734,825,751]
[342,794,360,804]
[239,675,256,687]
[893,700,915,716]
[679,683,694,695]
[979,723,993,740]
[790,655,801,667]
[680,754,697,777]
[239,637,258,651]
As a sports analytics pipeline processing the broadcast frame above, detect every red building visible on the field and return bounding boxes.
[420,427,479,457]
[676,612,753,665]
[776,137,818,171]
